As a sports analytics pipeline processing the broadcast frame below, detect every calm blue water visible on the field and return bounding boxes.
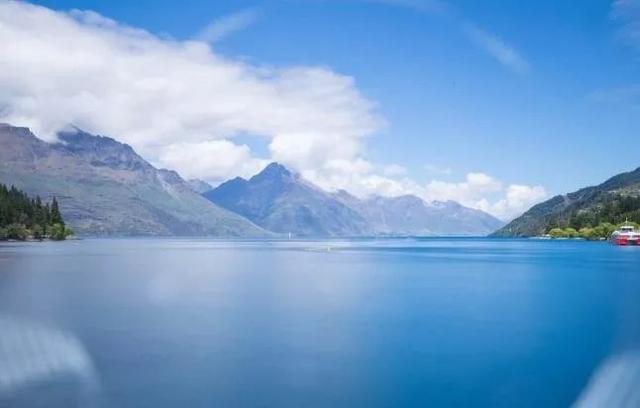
[0,238,639,407]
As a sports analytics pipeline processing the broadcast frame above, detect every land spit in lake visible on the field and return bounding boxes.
[0,183,72,241]
[1,237,639,407]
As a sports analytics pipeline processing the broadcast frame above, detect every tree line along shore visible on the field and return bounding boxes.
[1,179,637,242]
[545,222,637,240]
[0,183,72,241]
[543,195,640,240]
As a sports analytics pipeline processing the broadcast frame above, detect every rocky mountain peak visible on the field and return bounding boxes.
[56,128,150,172]
[187,179,214,194]
[250,162,293,182]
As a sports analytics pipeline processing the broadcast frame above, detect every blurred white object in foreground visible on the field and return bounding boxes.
[573,351,640,408]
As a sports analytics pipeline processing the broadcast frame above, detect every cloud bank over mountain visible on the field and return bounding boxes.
[423,173,547,221]
[0,0,545,220]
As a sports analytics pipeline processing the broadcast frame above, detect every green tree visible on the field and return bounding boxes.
[5,223,28,240]
[563,227,579,238]
[49,223,71,240]
[50,197,64,227]
[578,227,596,240]
[50,223,64,240]
[0,184,69,241]
[549,228,566,238]
[31,224,44,240]
[596,223,617,239]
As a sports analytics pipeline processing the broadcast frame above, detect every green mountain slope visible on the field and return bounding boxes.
[492,167,640,237]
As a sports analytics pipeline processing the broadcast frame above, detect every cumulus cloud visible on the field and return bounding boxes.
[0,1,545,219]
[158,140,269,184]
[382,164,408,177]
[0,0,380,184]
[424,172,503,203]
[195,8,260,43]
[487,184,548,220]
[423,173,546,221]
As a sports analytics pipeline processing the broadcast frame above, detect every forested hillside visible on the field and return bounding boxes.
[493,166,640,237]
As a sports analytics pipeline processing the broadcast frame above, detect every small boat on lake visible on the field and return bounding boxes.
[609,224,640,246]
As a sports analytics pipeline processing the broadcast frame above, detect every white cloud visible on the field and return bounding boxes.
[195,8,260,43]
[423,173,546,220]
[0,0,380,186]
[487,184,548,220]
[358,174,420,197]
[158,140,269,184]
[382,164,408,177]
[0,1,546,220]
[424,172,503,203]
[463,24,529,74]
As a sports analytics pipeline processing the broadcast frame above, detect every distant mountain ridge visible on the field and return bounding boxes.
[188,179,213,194]
[493,166,640,237]
[0,124,266,236]
[1,123,503,237]
[333,190,504,236]
[204,162,503,237]
[204,163,372,236]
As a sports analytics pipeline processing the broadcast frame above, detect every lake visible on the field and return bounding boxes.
[0,238,639,407]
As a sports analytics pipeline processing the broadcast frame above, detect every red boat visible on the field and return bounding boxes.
[609,224,640,246]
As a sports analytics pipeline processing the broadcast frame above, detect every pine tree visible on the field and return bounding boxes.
[51,196,64,227]
[0,184,69,240]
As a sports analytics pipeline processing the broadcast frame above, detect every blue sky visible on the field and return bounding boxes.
[6,0,640,219]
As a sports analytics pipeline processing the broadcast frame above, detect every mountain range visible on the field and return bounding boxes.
[333,190,505,236]
[493,166,640,236]
[203,163,504,237]
[0,124,266,236]
[1,123,504,237]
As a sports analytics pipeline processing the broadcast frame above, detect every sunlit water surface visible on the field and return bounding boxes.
[0,238,639,407]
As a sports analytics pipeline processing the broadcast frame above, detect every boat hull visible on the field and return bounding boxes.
[610,237,640,246]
